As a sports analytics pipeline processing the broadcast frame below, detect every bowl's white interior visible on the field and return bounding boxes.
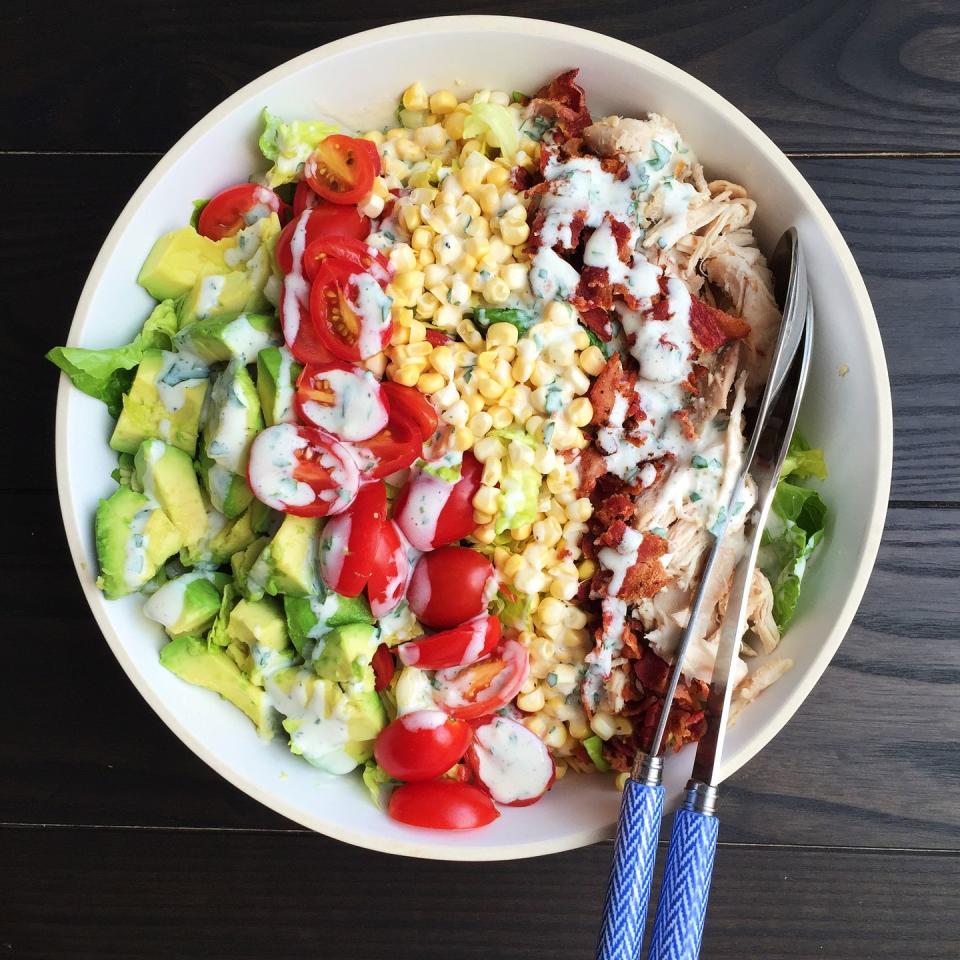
[57,16,891,860]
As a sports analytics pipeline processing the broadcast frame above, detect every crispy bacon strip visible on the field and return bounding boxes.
[528,69,592,139]
[689,298,751,353]
[587,353,627,424]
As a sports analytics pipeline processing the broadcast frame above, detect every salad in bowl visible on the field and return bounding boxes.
[50,69,828,831]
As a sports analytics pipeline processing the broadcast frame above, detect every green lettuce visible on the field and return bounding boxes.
[491,427,539,534]
[490,589,535,631]
[258,108,338,187]
[584,735,611,773]
[759,435,828,629]
[418,451,463,485]
[207,583,237,649]
[362,760,392,808]
[474,307,536,333]
[463,102,520,159]
[46,300,179,418]
[189,198,209,230]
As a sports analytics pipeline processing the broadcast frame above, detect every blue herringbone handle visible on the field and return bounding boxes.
[595,781,664,960]
[646,807,719,960]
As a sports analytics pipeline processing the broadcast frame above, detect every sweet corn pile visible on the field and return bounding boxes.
[364,83,632,770]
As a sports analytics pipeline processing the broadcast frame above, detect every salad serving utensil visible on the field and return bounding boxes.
[595,227,814,960]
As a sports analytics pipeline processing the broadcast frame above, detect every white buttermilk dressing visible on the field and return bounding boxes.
[143,572,210,628]
[598,526,644,597]
[221,315,279,363]
[123,507,153,590]
[206,367,253,476]
[195,275,226,318]
[299,366,388,442]
[394,666,437,715]
[472,717,553,804]
[395,466,456,551]
[319,514,350,588]
[280,211,311,345]
[461,613,491,664]
[348,273,394,360]
[247,423,319,510]
[156,351,207,414]
[400,710,449,732]
[273,346,297,423]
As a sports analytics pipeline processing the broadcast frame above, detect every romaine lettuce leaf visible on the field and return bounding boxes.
[490,588,534,631]
[780,433,827,481]
[463,102,520,160]
[258,108,338,187]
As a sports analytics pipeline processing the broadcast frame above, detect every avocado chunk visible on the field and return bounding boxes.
[230,536,272,601]
[180,503,259,567]
[160,635,277,739]
[225,596,296,684]
[241,513,322,598]
[200,359,262,518]
[265,668,387,774]
[284,592,374,655]
[110,349,208,456]
[178,272,254,329]
[134,439,207,549]
[175,312,281,365]
[257,346,302,426]
[311,622,379,688]
[137,227,238,301]
[230,214,282,313]
[207,583,237,648]
[95,485,184,599]
[143,571,230,637]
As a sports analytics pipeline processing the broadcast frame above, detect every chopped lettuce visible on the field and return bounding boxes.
[418,450,463,485]
[491,427,538,534]
[474,307,536,333]
[46,299,179,418]
[189,198,209,230]
[584,735,611,773]
[207,583,237,649]
[463,102,520,160]
[258,108,338,187]
[362,760,393,808]
[759,435,828,630]
[490,589,534,631]
[582,325,612,359]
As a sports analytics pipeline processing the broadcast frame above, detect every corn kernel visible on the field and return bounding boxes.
[414,124,446,152]
[473,437,506,462]
[476,375,505,401]
[444,399,470,427]
[517,687,545,713]
[393,364,423,387]
[362,130,385,145]
[501,263,528,291]
[415,292,440,319]
[488,405,512,429]
[386,127,406,141]
[503,554,525,580]
[524,715,549,738]
[510,522,533,541]
[396,139,425,163]
[537,596,565,626]
[482,277,511,305]
[499,221,529,246]
[434,382,459,410]
[568,716,590,740]
[507,439,534,468]
[406,340,433,357]
[533,517,563,548]
[428,345,454,378]
[549,577,578,601]
[481,456,502,486]
[417,372,446,394]
[525,414,545,436]
[566,498,592,523]
[485,164,510,188]
[474,183,500,216]
[435,304,463,329]
[473,523,496,545]
[577,559,596,580]
[470,486,498,516]
[362,352,388,378]
[476,350,497,373]
[543,300,574,326]
[544,723,568,750]
[409,226,431,251]
[578,345,606,376]
[443,112,466,139]
[590,711,617,741]
[423,263,449,289]
[573,330,590,351]
[473,509,494,527]
[429,90,458,115]
[418,249,436,267]
[533,445,557,474]
[390,324,410,347]
[394,270,426,296]
[460,139,483,162]
[485,322,519,349]
[568,397,593,427]
[467,393,485,414]
[468,411,493,437]
[514,566,547,595]
[390,243,418,273]
[530,360,555,389]
[402,82,428,111]
[512,356,534,382]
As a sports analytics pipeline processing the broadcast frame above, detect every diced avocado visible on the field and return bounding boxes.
[248,497,278,535]
[284,592,374,655]
[256,346,302,426]
[312,622,379,687]
[143,571,230,637]
[230,536,272,601]
[207,583,237,648]
[95,485,184,600]
[137,227,238,301]
[201,359,262,518]
[159,635,277,739]
[225,596,296,685]
[175,312,281,365]
[267,669,386,774]
[110,349,208,456]
[178,272,254,329]
[262,514,321,597]
[230,214,282,313]
[134,439,207,549]
[180,502,257,567]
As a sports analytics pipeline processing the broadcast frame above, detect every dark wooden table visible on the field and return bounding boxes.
[4,2,959,957]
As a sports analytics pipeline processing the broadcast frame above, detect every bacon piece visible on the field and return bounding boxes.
[689,297,751,353]
[577,446,609,497]
[600,156,630,181]
[673,407,697,440]
[618,533,671,602]
[633,647,671,696]
[588,352,626,425]
[598,519,627,549]
[578,306,613,342]
[528,69,592,139]
[594,492,634,528]
[575,266,613,310]
[608,217,633,261]
[511,167,534,192]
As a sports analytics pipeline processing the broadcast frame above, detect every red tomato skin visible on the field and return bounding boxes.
[293,178,319,216]
[278,282,338,365]
[305,134,375,205]
[406,547,495,629]
[371,643,395,693]
[367,520,411,618]
[381,382,439,442]
[387,780,499,830]
[465,718,556,807]
[432,640,530,722]
[397,615,501,670]
[294,361,389,442]
[318,480,387,597]
[425,329,452,347]
[197,183,284,241]
[275,205,371,274]
[357,138,382,176]
[374,711,472,782]
[351,412,421,480]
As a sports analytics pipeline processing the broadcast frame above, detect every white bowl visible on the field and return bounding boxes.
[55,15,892,860]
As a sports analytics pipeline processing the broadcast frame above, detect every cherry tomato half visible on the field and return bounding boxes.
[357,138,382,177]
[367,520,411,618]
[466,715,556,807]
[293,178,319,216]
[198,183,286,241]
[247,423,359,518]
[278,281,338,365]
[350,411,421,480]
[305,134,376,205]
[387,779,499,830]
[318,480,387,597]
[295,362,389,442]
[432,640,531,721]
[375,710,472,782]
[275,205,371,274]
[381,382,439,442]
[407,546,495,628]
[371,643,396,693]
[310,266,394,363]
[394,453,483,552]
[304,236,392,286]
[397,615,501,670]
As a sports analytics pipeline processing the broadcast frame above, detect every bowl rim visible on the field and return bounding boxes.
[55,14,892,859]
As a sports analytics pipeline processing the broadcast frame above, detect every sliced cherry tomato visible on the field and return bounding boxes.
[375,710,472,782]
[466,715,556,807]
[394,453,483,552]
[305,134,375,205]
[293,178,319,216]
[372,643,395,693]
[304,236,392,286]
[278,281,338,365]
[397,615,501,670]
[197,183,286,241]
[407,546,495,628]
[310,264,394,363]
[247,423,359,518]
[381,382,439,442]
[432,639,530,721]
[318,480,387,597]
[367,520,411,618]
[357,138,382,177]
[425,329,452,347]
[275,205,371,274]
[350,411,421,480]
[295,362,389,442]
[387,779,499,830]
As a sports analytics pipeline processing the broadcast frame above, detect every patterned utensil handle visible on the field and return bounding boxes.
[646,799,719,960]
[595,780,664,960]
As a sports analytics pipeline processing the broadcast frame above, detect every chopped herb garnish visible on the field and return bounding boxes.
[690,491,703,502]
[582,325,612,358]
[474,307,537,333]
[647,140,672,170]
[546,672,558,687]
[542,421,556,445]
[692,454,708,469]
[651,526,668,538]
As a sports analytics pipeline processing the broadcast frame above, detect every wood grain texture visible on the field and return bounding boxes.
[10,155,959,500]
[2,825,958,960]
[5,500,958,848]
[4,0,960,153]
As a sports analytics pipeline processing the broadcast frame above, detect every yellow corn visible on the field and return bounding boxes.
[428,345,454,378]
[517,687,545,713]
[536,596,565,626]
[435,304,462,329]
[393,364,423,387]
[429,90,458,115]
[568,715,590,741]
[543,723,568,750]
[578,345,606,376]
[482,277,511,305]
[417,372,446,394]
[503,554,525,580]
[451,427,474,451]
[473,523,496,545]
[577,559,596,580]
[402,82,428,111]
[532,517,563,548]
[514,565,547,595]
[410,227,432,251]
[443,111,466,139]
[394,270,425,295]
[488,405,512,429]
[469,411,493,438]
[568,397,593,427]
[486,322,519,348]
[396,139,425,163]
[549,577,578,601]
[473,437,506,462]
[472,486,500,515]
[480,456,502,486]
[476,375,505,401]
[499,221,530,246]
[590,712,617,741]
[510,522,533,542]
